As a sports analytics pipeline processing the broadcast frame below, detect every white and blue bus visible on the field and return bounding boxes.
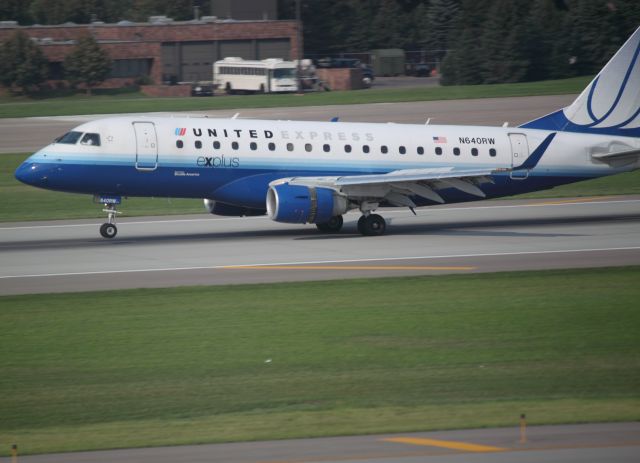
[213,57,298,94]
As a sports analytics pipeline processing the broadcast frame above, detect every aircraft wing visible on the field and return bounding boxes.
[271,132,556,208]
[273,166,499,206]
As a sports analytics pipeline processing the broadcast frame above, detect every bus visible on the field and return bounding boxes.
[213,58,298,94]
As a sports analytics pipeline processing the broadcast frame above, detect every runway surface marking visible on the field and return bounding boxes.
[1,246,638,280]
[383,437,506,452]
[1,197,638,231]
[223,265,477,271]
[530,196,611,206]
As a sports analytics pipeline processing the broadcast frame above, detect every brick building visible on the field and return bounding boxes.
[0,17,300,89]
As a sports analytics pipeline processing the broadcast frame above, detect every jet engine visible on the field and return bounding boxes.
[266,184,348,224]
[203,199,265,217]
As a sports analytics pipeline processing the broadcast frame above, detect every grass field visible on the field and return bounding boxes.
[1,267,639,455]
[0,76,591,118]
[2,152,639,222]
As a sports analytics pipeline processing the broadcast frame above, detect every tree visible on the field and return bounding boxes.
[64,35,111,95]
[478,0,532,84]
[0,30,48,93]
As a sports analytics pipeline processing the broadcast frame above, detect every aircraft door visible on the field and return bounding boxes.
[133,122,158,171]
[508,133,530,179]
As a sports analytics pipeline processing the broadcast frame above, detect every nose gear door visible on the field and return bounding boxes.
[133,122,158,171]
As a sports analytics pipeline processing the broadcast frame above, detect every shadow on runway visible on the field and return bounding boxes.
[2,211,639,251]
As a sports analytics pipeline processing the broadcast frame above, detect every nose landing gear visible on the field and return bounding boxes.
[100,203,120,238]
[95,196,122,239]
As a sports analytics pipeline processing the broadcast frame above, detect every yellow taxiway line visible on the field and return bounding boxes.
[383,436,506,452]
[223,265,476,271]
[530,196,611,206]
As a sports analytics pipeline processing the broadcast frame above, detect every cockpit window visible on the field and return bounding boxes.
[55,131,83,144]
[80,133,101,146]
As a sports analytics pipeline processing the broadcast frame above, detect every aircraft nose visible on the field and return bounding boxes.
[14,160,42,186]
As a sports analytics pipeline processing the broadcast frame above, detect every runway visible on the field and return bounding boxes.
[14,422,640,463]
[0,94,576,153]
[1,196,639,295]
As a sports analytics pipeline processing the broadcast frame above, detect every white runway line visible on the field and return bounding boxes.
[1,246,639,280]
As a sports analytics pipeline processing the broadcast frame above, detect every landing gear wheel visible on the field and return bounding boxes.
[357,215,367,235]
[316,215,343,233]
[360,214,386,236]
[100,223,117,239]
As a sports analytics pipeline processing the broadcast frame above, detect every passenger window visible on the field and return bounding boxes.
[213,141,221,149]
[195,140,202,149]
[471,147,478,156]
[363,145,370,153]
[399,146,406,155]
[323,144,330,153]
[250,142,257,150]
[381,145,388,154]
[176,140,184,148]
[435,147,442,155]
[268,142,276,151]
[80,133,101,146]
[305,143,312,152]
[417,146,424,155]
[490,148,497,157]
[345,144,352,153]
[232,141,239,150]
[287,143,294,152]
[453,147,460,156]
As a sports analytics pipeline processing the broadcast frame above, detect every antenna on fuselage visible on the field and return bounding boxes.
[232,113,240,119]
[425,118,431,125]
[502,122,509,127]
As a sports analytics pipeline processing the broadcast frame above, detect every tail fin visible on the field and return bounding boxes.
[521,26,640,138]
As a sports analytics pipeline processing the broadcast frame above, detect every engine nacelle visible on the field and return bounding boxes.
[266,184,348,224]
[203,199,265,217]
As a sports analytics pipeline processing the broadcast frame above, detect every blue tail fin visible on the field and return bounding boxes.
[520,26,640,138]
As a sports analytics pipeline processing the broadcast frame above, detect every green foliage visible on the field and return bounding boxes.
[442,0,640,85]
[63,35,112,94]
[1,267,639,454]
[0,30,48,93]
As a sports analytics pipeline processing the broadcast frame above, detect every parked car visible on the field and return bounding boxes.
[191,82,214,96]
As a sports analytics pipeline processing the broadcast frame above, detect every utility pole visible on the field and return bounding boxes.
[296,0,303,94]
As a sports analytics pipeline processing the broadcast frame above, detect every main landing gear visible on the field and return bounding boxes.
[99,203,120,239]
[315,213,387,236]
[357,214,386,236]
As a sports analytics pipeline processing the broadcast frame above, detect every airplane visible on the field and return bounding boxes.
[15,27,640,239]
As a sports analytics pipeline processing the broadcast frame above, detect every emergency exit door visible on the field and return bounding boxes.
[508,133,530,179]
[133,122,158,171]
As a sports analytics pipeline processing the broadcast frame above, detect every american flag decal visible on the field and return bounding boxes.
[175,128,187,136]
[433,136,447,143]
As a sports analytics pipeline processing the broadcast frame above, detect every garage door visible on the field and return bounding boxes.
[219,40,255,60]
[257,39,291,60]
[181,42,217,82]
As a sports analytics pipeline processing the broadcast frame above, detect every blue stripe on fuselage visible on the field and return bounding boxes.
[16,160,602,209]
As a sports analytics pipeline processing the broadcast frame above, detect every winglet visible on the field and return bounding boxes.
[513,132,556,170]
